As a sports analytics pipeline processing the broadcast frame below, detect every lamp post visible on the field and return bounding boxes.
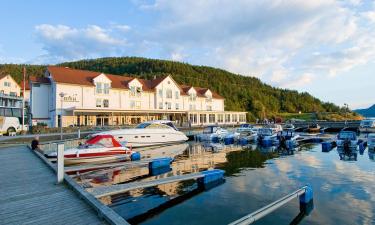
[344,103,348,119]
[59,92,65,140]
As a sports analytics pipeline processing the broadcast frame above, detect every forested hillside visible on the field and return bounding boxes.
[0,57,341,120]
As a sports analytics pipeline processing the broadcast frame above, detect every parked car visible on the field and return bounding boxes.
[0,116,27,135]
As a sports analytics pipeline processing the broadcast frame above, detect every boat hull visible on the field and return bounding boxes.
[64,154,130,166]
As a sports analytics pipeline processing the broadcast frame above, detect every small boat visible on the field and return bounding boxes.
[257,128,278,146]
[197,125,229,142]
[276,130,300,149]
[95,120,188,148]
[236,124,254,133]
[307,124,321,133]
[359,119,375,133]
[283,123,295,131]
[45,134,137,165]
[265,124,283,133]
[367,133,375,151]
[336,131,358,157]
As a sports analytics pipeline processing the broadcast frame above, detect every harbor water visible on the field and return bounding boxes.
[75,141,375,225]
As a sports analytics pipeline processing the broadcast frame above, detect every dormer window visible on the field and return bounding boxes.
[96,82,110,94]
[130,86,142,97]
[189,93,197,101]
[166,89,172,99]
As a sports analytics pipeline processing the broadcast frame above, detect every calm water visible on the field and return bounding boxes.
[77,141,375,225]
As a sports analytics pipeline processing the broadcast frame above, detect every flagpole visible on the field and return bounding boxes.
[22,67,26,132]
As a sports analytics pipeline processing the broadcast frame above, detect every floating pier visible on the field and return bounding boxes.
[89,169,225,198]
[0,145,129,225]
[229,185,313,225]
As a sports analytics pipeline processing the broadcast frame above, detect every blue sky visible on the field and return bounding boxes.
[1,0,375,109]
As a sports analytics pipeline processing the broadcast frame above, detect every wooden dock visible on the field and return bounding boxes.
[90,172,206,198]
[0,145,128,225]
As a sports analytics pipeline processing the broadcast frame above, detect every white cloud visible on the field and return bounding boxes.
[34,24,127,63]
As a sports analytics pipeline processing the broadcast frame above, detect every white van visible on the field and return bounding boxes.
[0,117,25,135]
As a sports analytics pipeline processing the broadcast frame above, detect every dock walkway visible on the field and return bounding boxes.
[0,145,109,225]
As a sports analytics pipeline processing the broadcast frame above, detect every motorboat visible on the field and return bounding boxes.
[336,131,358,157]
[236,124,254,133]
[257,128,278,146]
[95,120,188,148]
[283,123,295,131]
[264,124,283,133]
[276,130,300,149]
[359,119,375,133]
[197,125,229,142]
[307,124,321,133]
[367,133,375,151]
[45,135,137,165]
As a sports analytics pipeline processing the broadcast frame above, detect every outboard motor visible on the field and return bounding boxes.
[343,138,351,156]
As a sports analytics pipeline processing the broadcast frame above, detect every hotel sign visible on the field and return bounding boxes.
[62,94,79,103]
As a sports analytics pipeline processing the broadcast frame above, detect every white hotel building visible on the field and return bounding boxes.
[30,66,246,127]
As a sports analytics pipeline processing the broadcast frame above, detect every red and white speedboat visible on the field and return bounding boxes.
[46,135,138,165]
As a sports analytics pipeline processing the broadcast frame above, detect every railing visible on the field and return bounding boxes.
[229,185,313,225]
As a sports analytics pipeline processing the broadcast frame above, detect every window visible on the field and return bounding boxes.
[189,93,196,101]
[232,114,238,122]
[175,91,180,99]
[135,101,141,109]
[166,89,172,98]
[130,86,136,97]
[158,89,163,98]
[200,114,207,124]
[218,114,224,123]
[130,101,135,109]
[4,81,11,87]
[159,102,163,109]
[226,114,231,122]
[175,103,179,110]
[9,92,17,97]
[167,102,172,109]
[96,83,102,94]
[209,114,215,123]
[189,114,197,124]
[103,99,109,108]
[96,99,102,107]
[103,83,110,94]
[206,105,212,111]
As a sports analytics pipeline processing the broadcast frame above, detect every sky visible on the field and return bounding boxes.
[0,0,375,109]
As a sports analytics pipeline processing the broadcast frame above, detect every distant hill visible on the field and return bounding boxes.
[0,57,341,120]
[354,104,375,117]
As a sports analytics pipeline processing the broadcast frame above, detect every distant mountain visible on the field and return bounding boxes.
[354,104,375,117]
[0,57,342,120]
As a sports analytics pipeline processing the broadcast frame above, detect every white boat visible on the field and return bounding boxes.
[359,119,375,133]
[45,134,137,165]
[265,124,283,133]
[367,133,375,151]
[336,131,358,156]
[276,130,300,149]
[197,125,229,142]
[95,120,188,148]
[257,128,278,146]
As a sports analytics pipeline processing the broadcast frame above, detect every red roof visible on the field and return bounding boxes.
[46,66,224,99]
[30,76,51,84]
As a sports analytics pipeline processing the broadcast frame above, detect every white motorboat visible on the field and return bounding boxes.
[265,124,283,133]
[276,130,300,149]
[367,133,375,151]
[95,120,188,148]
[336,131,358,156]
[257,128,278,146]
[197,125,229,142]
[359,119,375,133]
[45,134,137,165]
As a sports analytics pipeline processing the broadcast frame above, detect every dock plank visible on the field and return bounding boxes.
[0,146,111,225]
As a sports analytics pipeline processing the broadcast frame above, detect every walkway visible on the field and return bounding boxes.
[0,145,109,225]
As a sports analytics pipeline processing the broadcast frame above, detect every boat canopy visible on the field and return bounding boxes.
[203,126,220,134]
[338,131,357,140]
[240,124,253,128]
[258,128,273,136]
[85,135,122,148]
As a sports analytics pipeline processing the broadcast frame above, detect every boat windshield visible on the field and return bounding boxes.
[84,137,115,148]
[204,126,217,134]
[136,123,173,129]
[240,124,252,128]
[338,132,356,140]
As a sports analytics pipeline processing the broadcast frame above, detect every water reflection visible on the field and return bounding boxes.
[73,141,375,225]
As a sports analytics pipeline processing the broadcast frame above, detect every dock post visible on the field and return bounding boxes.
[57,143,64,184]
[77,129,81,139]
[299,185,313,214]
[148,157,173,176]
